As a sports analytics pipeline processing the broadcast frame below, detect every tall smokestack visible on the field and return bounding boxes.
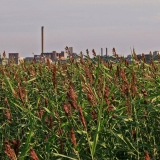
[41,26,44,54]
[101,48,103,57]
[106,48,108,56]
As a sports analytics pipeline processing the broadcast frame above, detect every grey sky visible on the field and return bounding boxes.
[0,0,160,57]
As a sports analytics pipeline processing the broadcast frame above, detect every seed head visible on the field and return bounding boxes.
[70,127,77,147]
[63,103,71,118]
[4,140,16,160]
[3,51,6,58]
[5,109,11,123]
[92,49,96,56]
[30,147,39,160]
[144,151,150,160]
[12,139,20,157]
[78,106,87,129]
[132,129,136,142]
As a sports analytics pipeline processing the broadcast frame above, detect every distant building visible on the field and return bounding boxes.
[153,51,160,56]
[41,51,56,61]
[137,54,142,60]
[33,55,43,62]
[70,53,78,59]
[60,51,65,58]
[145,54,151,62]
[42,51,68,61]
[25,57,34,62]
[127,55,131,58]
[69,47,73,54]
[8,53,20,64]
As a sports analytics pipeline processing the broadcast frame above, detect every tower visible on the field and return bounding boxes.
[41,26,44,54]
[101,48,103,57]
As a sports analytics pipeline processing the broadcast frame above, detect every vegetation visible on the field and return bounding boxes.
[0,49,160,159]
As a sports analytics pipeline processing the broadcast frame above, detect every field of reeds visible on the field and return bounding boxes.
[0,49,160,160]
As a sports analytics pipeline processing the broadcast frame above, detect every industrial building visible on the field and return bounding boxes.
[8,53,21,64]
[153,51,160,56]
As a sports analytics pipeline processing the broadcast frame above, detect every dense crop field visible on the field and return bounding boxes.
[0,50,160,159]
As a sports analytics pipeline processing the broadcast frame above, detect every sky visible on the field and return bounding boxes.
[0,0,160,57]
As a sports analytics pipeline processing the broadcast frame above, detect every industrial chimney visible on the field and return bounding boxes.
[41,26,44,54]
[101,48,103,57]
[106,48,108,56]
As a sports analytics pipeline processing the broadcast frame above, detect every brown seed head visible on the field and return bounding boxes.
[63,103,71,118]
[112,48,116,54]
[4,140,16,160]
[92,49,96,56]
[70,127,77,147]
[78,106,87,129]
[91,110,97,121]
[12,139,20,157]
[67,86,78,109]
[144,151,150,160]
[3,51,6,58]
[5,109,11,123]
[49,116,53,129]
[30,147,39,160]
[107,105,114,112]
[132,129,136,142]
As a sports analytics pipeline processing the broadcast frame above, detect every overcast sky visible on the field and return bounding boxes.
[0,0,160,57]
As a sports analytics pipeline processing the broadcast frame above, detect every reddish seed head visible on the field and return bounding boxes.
[104,85,110,99]
[86,49,89,54]
[3,51,6,57]
[141,89,148,97]
[5,109,11,123]
[63,103,71,118]
[112,48,116,53]
[83,84,96,106]
[70,127,77,147]
[12,139,20,157]
[30,147,39,160]
[4,97,9,106]
[132,129,136,142]
[67,86,78,109]
[91,110,97,121]
[92,49,96,56]
[65,46,68,50]
[57,129,64,136]
[87,93,94,106]
[49,116,53,129]
[78,106,87,129]
[124,59,129,66]
[18,84,24,103]
[37,109,44,119]
[85,65,93,84]
[144,151,150,160]
[80,57,85,65]
[68,86,77,101]
[4,140,16,160]
[107,105,114,112]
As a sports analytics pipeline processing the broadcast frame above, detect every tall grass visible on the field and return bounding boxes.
[0,50,160,159]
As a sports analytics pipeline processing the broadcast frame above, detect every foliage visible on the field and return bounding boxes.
[0,51,160,159]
